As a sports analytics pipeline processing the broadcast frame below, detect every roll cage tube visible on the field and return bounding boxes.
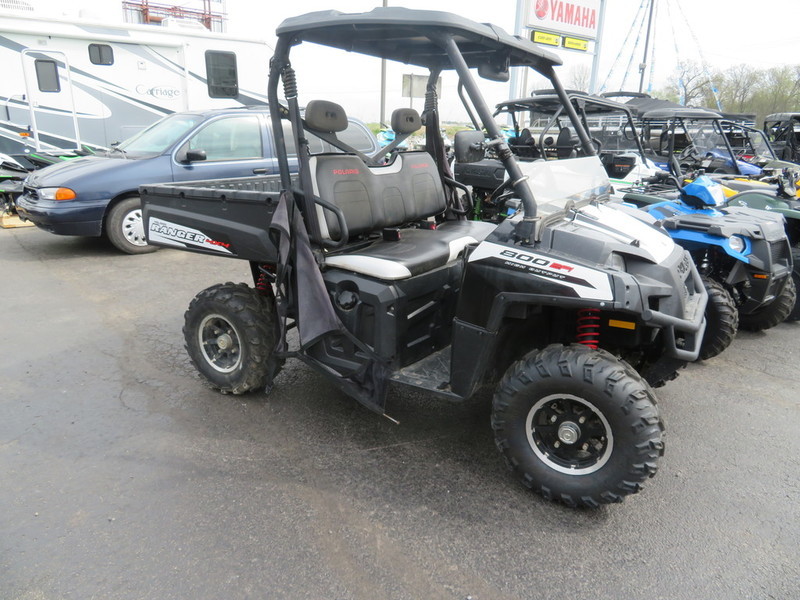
[268,36,293,191]
[546,66,597,156]
[710,118,745,174]
[439,34,539,241]
[457,81,482,131]
[666,119,683,177]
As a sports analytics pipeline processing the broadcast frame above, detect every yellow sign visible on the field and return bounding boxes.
[532,30,561,47]
[562,36,589,51]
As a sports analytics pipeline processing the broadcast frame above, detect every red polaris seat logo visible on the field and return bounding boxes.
[332,168,359,175]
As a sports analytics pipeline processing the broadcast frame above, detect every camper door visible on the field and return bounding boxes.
[21,49,81,151]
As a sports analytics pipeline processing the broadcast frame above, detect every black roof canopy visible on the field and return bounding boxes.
[640,107,723,120]
[495,93,633,117]
[276,7,562,71]
[766,113,800,121]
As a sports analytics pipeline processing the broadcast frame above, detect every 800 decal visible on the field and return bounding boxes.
[499,249,575,272]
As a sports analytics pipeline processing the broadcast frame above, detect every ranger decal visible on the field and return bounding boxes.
[148,218,233,254]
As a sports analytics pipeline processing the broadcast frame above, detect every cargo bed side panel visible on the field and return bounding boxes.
[140,176,283,262]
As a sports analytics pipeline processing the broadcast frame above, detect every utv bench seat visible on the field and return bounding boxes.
[310,151,495,280]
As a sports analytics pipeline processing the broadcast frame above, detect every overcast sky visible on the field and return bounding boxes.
[222,0,798,123]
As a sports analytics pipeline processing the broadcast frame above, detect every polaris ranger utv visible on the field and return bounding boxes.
[141,8,708,507]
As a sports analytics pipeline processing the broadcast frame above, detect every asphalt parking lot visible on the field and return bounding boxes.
[2,226,799,600]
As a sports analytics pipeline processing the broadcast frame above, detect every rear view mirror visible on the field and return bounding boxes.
[478,52,510,82]
[454,130,486,163]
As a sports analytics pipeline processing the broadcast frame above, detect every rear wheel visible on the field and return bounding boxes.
[491,344,664,508]
[184,282,279,394]
[106,195,157,254]
[699,276,738,360]
[739,276,796,331]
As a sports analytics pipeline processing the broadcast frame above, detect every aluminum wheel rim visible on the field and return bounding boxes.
[122,208,148,247]
[526,393,613,475]
[198,313,242,373]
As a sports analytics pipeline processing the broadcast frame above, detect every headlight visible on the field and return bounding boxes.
[728,235,746,254]
[605,252,626,271]
[38,187,77,201]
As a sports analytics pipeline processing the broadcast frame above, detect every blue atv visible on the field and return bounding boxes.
[622,173,795,359]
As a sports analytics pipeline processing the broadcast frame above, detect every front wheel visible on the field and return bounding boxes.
[738,276,796,331]
[787,247,800,322]
[106,195,157,254]
[491,344,664,508]
[184,282,279,394]
[699,276,738,360]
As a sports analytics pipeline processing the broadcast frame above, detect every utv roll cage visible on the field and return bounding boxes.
[637,107,760,177]
[493,92,648,168]
[266,7,596,245]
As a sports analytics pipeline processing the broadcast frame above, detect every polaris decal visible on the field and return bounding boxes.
[148,218,233,254]
[469,242,613,300]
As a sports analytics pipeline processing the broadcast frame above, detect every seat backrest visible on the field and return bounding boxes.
[310,151,445,240]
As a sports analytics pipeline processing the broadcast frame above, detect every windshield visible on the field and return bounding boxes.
[117,113,204,157]
[685,121,727,156]
[585,113,641,154]
[720,122,775,163]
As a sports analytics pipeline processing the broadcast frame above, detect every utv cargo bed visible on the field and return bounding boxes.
[140,176,284,262]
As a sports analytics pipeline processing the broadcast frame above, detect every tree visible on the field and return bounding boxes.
[567,64,591,93]
[718,65,763,114]
[663,60,713,106]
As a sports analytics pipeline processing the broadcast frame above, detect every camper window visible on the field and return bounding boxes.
[34,59,60,93]
[89,44,114,66]
[205,51,238,98]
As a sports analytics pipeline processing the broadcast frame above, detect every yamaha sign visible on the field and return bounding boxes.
[528,0,600,40]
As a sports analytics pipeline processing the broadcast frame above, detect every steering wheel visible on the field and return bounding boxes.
[678,146,699,162]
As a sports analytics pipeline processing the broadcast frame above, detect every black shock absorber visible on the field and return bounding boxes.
[282,65,297,100]
[576,308,601,349]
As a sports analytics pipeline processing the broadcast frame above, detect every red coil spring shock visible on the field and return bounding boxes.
[576,308,601,349]
[255,264,275,294]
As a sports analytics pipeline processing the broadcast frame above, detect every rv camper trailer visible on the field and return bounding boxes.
[0,6,271,157]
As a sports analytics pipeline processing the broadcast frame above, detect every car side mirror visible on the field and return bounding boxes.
[185,149,207,163]
[454,130,486,163]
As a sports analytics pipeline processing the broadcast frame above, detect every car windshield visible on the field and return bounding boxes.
[117,114,204,157]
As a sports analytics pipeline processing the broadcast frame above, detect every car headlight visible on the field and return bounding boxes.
[38,187,77,201]
[728,235,746,254]
[605,252,626,271]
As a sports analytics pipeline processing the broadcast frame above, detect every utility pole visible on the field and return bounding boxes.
[638,0,656,94]
[588,0,607,94]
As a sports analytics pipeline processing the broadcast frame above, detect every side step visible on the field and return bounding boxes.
[389,346,460,400]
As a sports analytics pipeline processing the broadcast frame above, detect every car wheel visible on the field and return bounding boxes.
[491,344,664,508]
[106,196,157,254]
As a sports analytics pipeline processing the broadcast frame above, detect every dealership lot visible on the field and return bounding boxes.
[2,226,799,600]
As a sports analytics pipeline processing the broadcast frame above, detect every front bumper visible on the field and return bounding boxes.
[15,191,108,237]
[619,248,708,363]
